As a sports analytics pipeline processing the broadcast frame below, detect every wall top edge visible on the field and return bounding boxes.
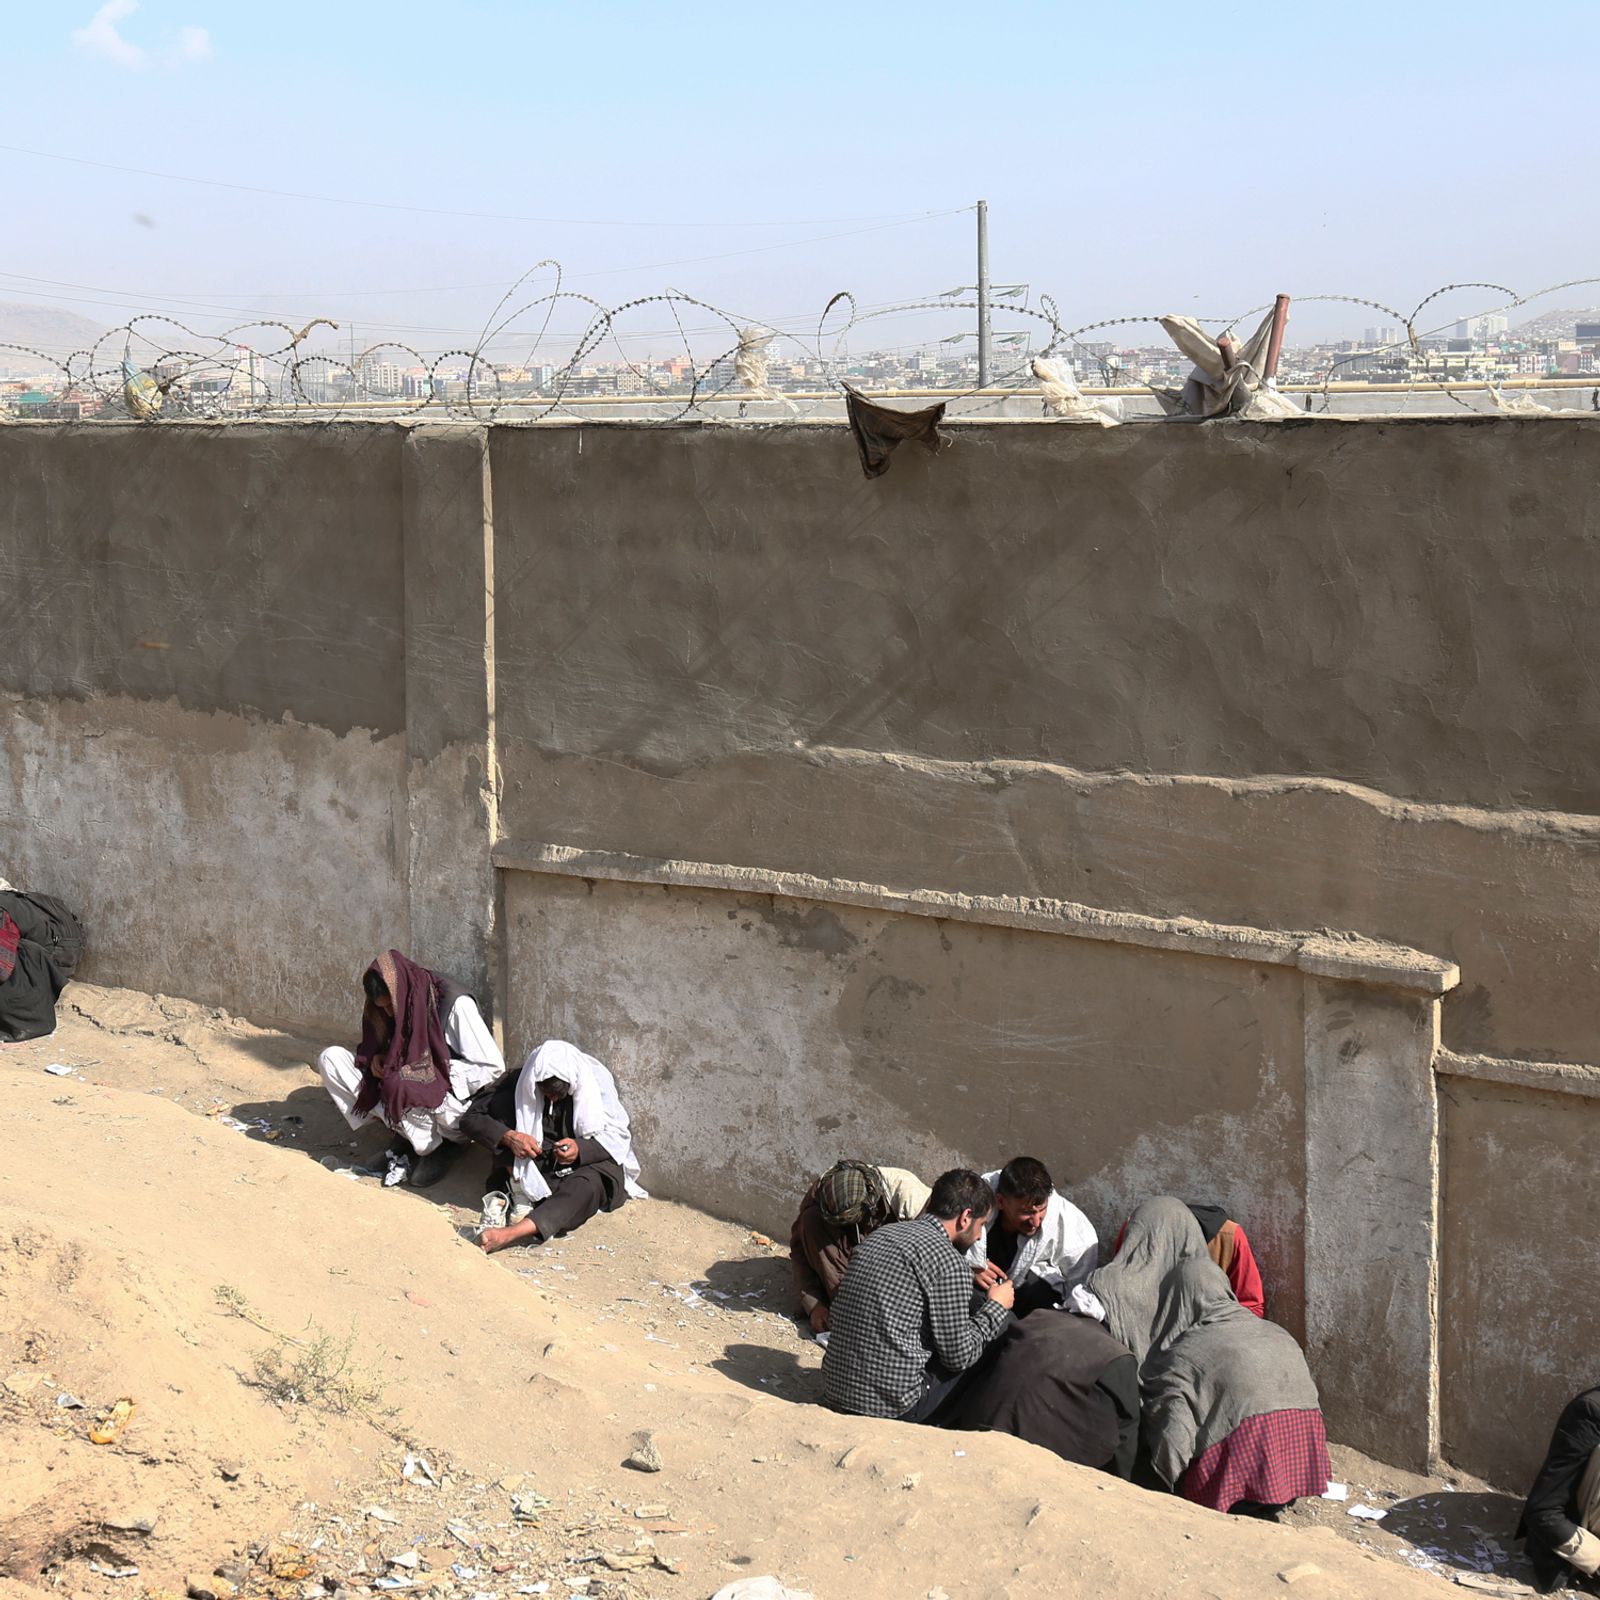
[1436,1050,1600,1099]
[492,840,1460,996]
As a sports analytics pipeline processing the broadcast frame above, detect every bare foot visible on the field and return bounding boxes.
[479,1219,539,1255]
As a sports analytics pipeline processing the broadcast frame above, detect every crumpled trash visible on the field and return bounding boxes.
[88,1562,139,1580]
[56,1392,87,1409]
[710,1580,815,1600]
[511,1490,551,1522]
[90,1397,137,1444]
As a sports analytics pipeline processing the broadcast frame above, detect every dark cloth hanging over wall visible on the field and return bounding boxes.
[939,1311,1140,1478]
[0,891,87,1043]
[843,386,948,479]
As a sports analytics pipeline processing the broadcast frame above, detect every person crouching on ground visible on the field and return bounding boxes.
[477,1040,645,1253]
[821,1167,1013,1424]
[790,1160,931,1334]
[1519,1383,1600,1593]
[317,949,505,1188]
[967,1156,1099,1317]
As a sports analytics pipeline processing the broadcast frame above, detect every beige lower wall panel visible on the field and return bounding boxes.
[1440,1080,1600,1488]
[0,693,410,1033]
[503,870,1308,1334]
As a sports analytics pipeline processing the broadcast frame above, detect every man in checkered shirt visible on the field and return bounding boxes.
[822,1167,1015,1422]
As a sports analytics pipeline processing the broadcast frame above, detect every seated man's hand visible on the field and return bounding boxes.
[986,1276,1016,1311]
[551,1137,581,1166]
[808,1303,831,1334]
[500,1129,542,1160]
[973,1262,1007,1292]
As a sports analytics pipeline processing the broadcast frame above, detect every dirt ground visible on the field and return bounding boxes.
[0,984,1543,1600]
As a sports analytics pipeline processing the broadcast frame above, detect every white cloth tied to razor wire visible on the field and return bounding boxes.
[734,325,796,412]
[510,1039,647,1206]
[1031,357,1123,426]
[1157,307,1298,419]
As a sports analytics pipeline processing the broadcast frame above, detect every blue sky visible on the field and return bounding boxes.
[3,0,1597,356]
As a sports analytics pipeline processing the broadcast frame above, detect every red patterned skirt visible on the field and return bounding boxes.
[1178,1408,1331,1512]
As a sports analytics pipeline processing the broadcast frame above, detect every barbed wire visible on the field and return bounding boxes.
[1,267,1597,424]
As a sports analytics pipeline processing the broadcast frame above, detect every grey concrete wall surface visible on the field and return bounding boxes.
[502,871,1311,1329]
[1438,1071,1600,1488]
[4,416,1597,1480]
[487,418,1600,1066]
[0,423,493,1029]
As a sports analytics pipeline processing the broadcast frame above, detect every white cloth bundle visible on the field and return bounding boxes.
[510,1039,647,1206]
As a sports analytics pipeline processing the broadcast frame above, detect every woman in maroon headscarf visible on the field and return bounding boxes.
[317,949,505,1188]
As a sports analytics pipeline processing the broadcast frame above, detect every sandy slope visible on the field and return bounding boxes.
[0,987,1507,1600]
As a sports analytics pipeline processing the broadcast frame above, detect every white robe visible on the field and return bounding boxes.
[966,1169,1100,1298]
[509,1040,646,1207]
[318,994,505,1156]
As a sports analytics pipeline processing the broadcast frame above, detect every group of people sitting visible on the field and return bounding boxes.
[793,1157,1323,1516]
[316,950,644,1252]
[316,950,1599,1575]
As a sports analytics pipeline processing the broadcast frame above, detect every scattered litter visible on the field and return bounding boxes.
[512,1491,551,1522]
[364,1507,399,1524]
[401,1454,438,1485]
[55,1392,86,1409]
[89,1397,137,1444]
[387,1552,419,1571]
[88,1562,139,1580]
[813,1331,829,1348]
[1321,1482,1349,1501]
[515,1586,549,1596]
[632,1505,668,1520]
[446,1522,476,1546]
[1348,1504,1389,1521]
[44,1063,77,1077]
[373,1580,415,1591]
[952,1449,966,1458]
[450,1566,477,1581]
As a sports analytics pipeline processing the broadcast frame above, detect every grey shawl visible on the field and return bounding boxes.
[1141,1257,1322,1487]
[1083,1196,1208,1366]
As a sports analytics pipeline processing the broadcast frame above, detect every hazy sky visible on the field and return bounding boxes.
[4,0,1598,360]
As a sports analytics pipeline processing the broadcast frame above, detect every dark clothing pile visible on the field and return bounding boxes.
[0,890,86,1042]
[940,1311,1140,1478]
[1520,1386,1600,1593]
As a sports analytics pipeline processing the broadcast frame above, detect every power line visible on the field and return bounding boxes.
[0,141,966,231]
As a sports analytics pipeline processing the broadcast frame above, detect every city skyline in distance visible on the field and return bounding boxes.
[3,0,1599,358]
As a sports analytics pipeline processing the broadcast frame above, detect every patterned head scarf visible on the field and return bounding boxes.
[818,1160,889,1230]
[351,949,452,1125]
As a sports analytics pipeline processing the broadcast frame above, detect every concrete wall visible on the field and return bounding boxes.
[0,423,493,1031]
[5,415,1600,1477]
[1438,1058,1600,1488]
[487,419,1600,1067]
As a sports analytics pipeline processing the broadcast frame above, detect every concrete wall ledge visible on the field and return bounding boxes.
[492,841,1461,997]
[1437,1049,1600,1099]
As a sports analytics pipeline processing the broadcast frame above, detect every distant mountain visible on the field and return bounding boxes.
[1510,306,1600,340]
[0,302,109,363]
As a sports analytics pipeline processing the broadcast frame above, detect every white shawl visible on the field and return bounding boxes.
[966,1169,1099,1294]
[510,1039,646,1206]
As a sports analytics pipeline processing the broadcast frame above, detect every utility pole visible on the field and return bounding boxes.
[976,199,992,390]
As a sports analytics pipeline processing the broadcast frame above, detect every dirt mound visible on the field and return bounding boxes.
[0,996,1473,1599]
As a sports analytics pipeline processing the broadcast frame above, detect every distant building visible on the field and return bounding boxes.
[1576,323,1600,344]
